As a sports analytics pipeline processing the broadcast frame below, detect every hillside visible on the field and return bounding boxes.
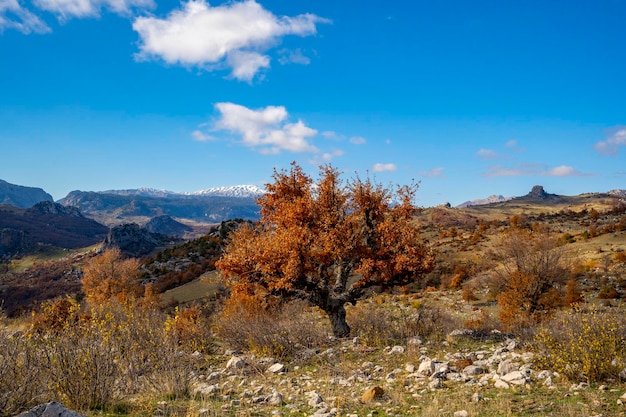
[0,201,108,257]
[0,179,53,208]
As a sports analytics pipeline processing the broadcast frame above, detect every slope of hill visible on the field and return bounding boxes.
[0,179,53,208]
[0,201,108,257]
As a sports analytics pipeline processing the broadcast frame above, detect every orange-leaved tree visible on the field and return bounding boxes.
[216,163,435,337]
[81,248,142,304]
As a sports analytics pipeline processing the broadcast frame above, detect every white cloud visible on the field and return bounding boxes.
[372,163,397,172]
[34,0,153,19]
[191,130,214,141]
[132,0,329,81]
[349,136,366,145]
[0,0,50,33]
[212,102,318,154]
[226,50,270,82]
[310,149,344,164]
[485,164,591,177]
[476,148,498,159]
[542,165,590,177]
[278,48,310,65]
[594,128,626,156]
[419,167,445,178]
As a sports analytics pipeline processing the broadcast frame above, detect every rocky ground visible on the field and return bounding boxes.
[169,332,626,417]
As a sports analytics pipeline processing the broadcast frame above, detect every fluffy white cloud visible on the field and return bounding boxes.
[0,0,50,34]
[34,0,153,19]
[212,102,318,154]
[372,163,397,172]
[226,50,270,82]
[133,0,329,81]
[594,128,626,156]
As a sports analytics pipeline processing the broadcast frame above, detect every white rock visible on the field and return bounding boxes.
[463,365,484,376]
[388,345,405,355]
[501,371,527,385]
[267,363,286,373]
[494,379,510,389]
[226,356,245,369]
[267,390,283,406]
[307,391,324,407]
[454,410,469,417]
[417,360,435,376]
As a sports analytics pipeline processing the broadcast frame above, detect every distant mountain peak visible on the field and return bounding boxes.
[187,185,266,198]
[99,185,266,199]
[457,194,513,208]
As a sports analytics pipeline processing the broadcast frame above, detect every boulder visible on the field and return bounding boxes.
[15,402,85,417]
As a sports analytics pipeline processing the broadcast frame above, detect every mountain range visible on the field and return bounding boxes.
[2,178,626,259]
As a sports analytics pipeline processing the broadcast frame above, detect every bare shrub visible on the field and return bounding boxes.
[493,229,571,331]
[347,297,459,347]
[40,305,125,410]
[215,293,328,358]
[0,332,46,416]
[532,306,626,383]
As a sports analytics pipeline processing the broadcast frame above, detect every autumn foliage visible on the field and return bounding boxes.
[217,163,435,337]
[81,248,142,304]
[494,228,570,330]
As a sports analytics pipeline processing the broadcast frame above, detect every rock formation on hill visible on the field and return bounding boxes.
[103,223,175,257]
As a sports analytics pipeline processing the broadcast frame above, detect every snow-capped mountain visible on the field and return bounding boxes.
[186,185,266,198]
[457,194,513,208]
[100,185,266,199]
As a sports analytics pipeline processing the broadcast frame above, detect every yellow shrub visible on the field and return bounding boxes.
[532,306,626,383]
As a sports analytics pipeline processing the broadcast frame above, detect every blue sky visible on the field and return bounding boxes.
[1,0,625,207]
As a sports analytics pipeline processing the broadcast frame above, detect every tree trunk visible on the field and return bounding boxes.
[324,298,351,338]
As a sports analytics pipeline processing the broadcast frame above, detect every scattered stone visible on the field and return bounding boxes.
[463,365,484,376]
[471,392,483,402]
[497,360,519,376]
[226,356,245,369]
[267,390,284,406]
[494,379,510,389]
[194,383,219,396]
[418,360,435,376]
[429,379,443,390]
[501,371,527,386]
[361,386,385,402]
[308,391,324,407]
[388,345,405,355]
[267,363,286,373]
[454,410,469,417]
[16,402,85,417]
[405,363,416,373]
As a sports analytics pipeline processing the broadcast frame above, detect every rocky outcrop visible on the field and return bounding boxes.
[103,223,172,257]
[519,185,562,202]
[27,201,83,217]
[0,179,53,209]
[144,215,192,238]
